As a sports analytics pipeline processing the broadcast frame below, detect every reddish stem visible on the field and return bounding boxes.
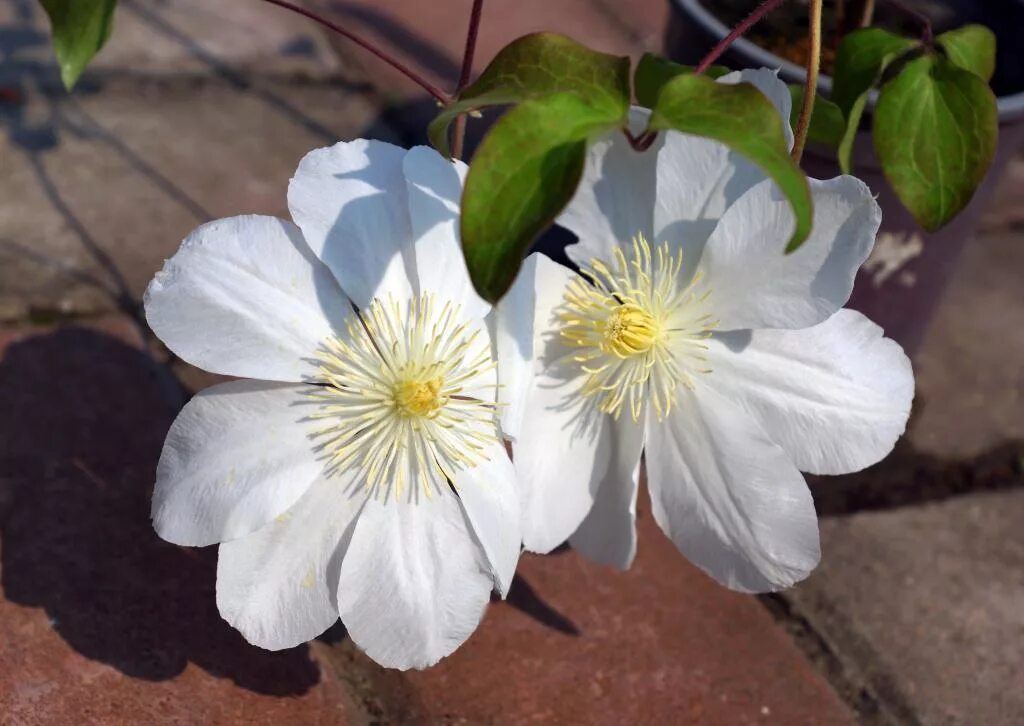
[694,0,787,74]
[452,0,486,159]
[457,0,484,92]
[879,0,933,44]
[258,0,449,103]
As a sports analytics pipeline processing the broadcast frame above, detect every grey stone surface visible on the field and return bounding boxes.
[0,0,342,83]
[1,1,391,322]
[788,231,1024,725]
[791,492,1024,725]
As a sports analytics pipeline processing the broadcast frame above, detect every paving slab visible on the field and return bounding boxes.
[324,500,856,725]
[0,317,360,724]
[1,1,390,322]
[791,489,1024,726]
[785,227,1024,726]
[0,0,341,84]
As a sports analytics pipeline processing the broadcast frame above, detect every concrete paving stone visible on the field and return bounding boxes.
[0,316,360,724]
[784,227,1024,726]
[325,500,856,725]
[0,73,389,321]
[0,0,341,85]
[789,491,1024,726]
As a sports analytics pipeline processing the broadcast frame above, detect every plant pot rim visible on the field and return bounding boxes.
[670,0,1024,119]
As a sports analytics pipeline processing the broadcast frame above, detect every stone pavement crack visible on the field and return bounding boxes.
[758,592,922,726]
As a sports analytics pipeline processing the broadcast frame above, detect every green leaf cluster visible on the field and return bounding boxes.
[40,0,118,90]
[831,25,998,231]
[443,39,812,302]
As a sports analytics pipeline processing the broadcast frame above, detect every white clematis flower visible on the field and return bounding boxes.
[497,69,914,592]
[145,141,521,669]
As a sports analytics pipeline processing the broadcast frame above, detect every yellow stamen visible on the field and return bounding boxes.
[602,303,659,357]
[395,375,445,418]
[557,233,716,422]
[310,293,498,501]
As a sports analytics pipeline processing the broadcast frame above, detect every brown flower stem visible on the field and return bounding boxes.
[451,0,486,159]
[878,0,933,43]
[791,0,823,164]
[859,0,876,27]
[694,0,787,74]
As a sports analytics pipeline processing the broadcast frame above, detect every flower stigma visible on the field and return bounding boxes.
[558,233,716,422]
[309,293,498,501]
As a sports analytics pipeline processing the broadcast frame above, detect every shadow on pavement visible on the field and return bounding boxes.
[0,328,321,695]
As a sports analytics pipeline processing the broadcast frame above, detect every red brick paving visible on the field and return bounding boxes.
[0,318,356,724]
[0,317,855,724]
[332,494,856,725]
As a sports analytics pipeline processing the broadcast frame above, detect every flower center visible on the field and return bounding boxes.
[558,233,715,422]
[602,303,659,357]
[309,294,498,501]
[394,375,445,418]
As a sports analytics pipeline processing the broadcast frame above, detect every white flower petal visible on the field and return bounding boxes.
[453,440,521,597]
[705,309,914,475]
[645,385,820,592]
[288,139,415,307]
[651,128,740,270]
[653,69,793,269]
[558,108,659,266]
[498,257,615,552]
[216,474,363,650]
[515,356,616,554]
[718,68,794,148]
[144,215,349,382]
[492,252,561,440]
[568,417,644,570]
[336,494,492,670]
[700,175,881,331]
[153,380,325,547]
[402,145,489,320]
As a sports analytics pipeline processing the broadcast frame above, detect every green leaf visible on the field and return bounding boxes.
[428,33,630,157]
[832,29,917,173]
[461,93,618,302]
[788,85,846,147]
[40,0,118,90]
[937,25,996,82]
[832,28,917,118]
[874,54,998,231]
[646,74,812,252]
[634,53,731,108]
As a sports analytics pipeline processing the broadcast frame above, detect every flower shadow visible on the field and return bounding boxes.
[0,327,321,695]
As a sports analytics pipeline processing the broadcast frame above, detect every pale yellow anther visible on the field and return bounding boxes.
[395,376,445,418]
[602,303,659,357]
[308,293,498,501]
[557,233,715,422]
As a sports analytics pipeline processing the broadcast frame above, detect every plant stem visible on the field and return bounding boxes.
[859,0,876,27]
[878,0,933,43]
[791,0,822,164]
[452,0,485,159]
[695,0,786,74]
[624,128,657,151]
[257,0,449,103]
